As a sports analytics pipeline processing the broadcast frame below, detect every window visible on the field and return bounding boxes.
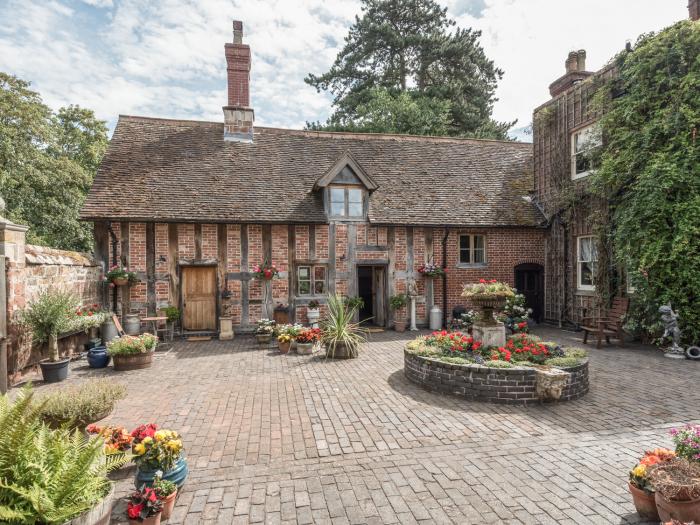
[297,265,326,295]
[571,124,602,179]
[459,235,486,265]
[577,236,598,290]
[328,186,364,218]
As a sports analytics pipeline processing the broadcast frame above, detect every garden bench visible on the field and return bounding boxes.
[580,296,629,348]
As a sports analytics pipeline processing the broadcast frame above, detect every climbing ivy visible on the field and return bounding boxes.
[592,20,700,344]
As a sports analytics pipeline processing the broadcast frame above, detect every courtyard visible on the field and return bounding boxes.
[27,327,700,524]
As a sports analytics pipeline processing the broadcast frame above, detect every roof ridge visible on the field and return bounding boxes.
[117,115,530,146]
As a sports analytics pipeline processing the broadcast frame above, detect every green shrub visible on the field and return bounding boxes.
[564,347,588,359]
[389,294,408,310]
[484,360,513,369]
[38,379,126,430]
[161,306,180,324]
[107,333,158,356]
[0,387,126,524]
[439,356,472,365]
[544,356,583,368]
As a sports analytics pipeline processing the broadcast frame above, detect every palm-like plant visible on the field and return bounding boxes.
[0,387,126,524]
[320,294,367,359]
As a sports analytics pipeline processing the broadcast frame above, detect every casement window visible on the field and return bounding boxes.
[577,236,598,290]
[459,234,486,265]
[571,124,602,179]
[329,186,364,218]
[297,265,327,295]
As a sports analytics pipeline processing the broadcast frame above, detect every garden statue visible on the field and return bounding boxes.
[659,304,685,359]
[407,278,419,331]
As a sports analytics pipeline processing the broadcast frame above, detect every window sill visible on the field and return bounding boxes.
[576,288,596,296]
[456,263,488,270]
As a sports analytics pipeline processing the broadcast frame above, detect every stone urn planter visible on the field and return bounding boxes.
[256,333,272,345]
[64,483,115,525]
[113,352,154,371]
[470,295,508,325]
[628,483,660,522]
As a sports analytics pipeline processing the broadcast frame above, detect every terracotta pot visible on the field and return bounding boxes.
[655,491,700,523]
[628,483,659,522]
[112,352,154,371]
[278,340,291,354]
[129,513,161,525]
[160,490,178,520]
[394,319,407,332]
[112,277,129,286]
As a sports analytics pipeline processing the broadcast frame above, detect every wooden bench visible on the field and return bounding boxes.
[580,296,629,348]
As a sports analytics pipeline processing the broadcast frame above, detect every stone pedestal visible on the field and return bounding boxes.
[219,317,234,340]
[409,296,418,331]
[472,321,506,348]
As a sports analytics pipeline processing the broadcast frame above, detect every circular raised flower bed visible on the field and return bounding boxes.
[404,347,589,405]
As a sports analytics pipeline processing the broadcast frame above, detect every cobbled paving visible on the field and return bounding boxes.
[30,327,700,524]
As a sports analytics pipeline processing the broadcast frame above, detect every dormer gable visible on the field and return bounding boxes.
[313,151,378,192]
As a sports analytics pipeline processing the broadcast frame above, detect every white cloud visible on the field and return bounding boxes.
[0,0,692,137]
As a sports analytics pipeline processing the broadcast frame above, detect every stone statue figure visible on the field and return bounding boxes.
[659,304,685,359]
[407,278,418,297]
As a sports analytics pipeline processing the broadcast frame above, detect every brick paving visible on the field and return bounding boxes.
[29,327,700,524]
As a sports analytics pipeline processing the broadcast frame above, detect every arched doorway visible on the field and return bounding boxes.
[514,263,544,323]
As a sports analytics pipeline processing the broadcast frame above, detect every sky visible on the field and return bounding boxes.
[0,0,690,142]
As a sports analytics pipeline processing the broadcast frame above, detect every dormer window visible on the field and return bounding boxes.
[330,186,364,217]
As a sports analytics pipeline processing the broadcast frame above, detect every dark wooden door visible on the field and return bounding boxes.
[357,265,387,326]
[182,266,217,330]
[515,263,544,323]
[373,266,386,327]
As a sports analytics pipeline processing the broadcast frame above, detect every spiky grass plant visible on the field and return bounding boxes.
[0,387,127,524]
[320,294,367,359]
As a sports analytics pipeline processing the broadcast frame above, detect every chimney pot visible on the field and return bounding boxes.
[549,49,593,98]
[690,0,700,21]
[233,20,243,44]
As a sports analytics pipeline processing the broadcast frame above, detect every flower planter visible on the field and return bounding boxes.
[160,490,178,520]
[394,319,407,332]
[113,352,154,371]
[63,483,115,525]
[655,491,700,522]
[325,342,356,359]
[87,346,110,368]
[40,357,70,383]
[278,340,291,354]
[296,342,314,355]
[135,457,189,489]
[129,514,161,525]
[470,296,507,325]
[256,333,272,345]
[112,277,129,287]
[628,483,660,522]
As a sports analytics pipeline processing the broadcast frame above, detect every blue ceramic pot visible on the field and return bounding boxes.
[87,346,110,368]
[135,457,189,489]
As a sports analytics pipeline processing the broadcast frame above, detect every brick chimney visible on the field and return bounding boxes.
[690,0,700,21]
[549,49,594,98]
[223,20,254,142]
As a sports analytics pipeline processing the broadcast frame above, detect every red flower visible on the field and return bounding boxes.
[128,502,144,519]
[479,278,486,283]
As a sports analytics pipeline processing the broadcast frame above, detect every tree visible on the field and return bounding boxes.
[305,0,513,139]
[593,20,700,344]
[0,73,107,252]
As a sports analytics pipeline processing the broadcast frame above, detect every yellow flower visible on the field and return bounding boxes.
[632,464,646,478]
[154,430,166,441]
[143,436,153,444]
[133,443,146,455]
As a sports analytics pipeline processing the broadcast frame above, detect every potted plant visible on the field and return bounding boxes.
[251,261,279,281]
[389,294,409,332]
[21,289,78,383]
[0,387,127,525]
[417,262,445,278]
[628,448,676,521]
[127,485,163,525]
[106,265,138,287]
[277,333,292,354]
[648,458,700,522]
[108,333,158,371]
[161,306,180,341]
[344,296,365,311]
[671,424,700,462]
[255,319,276,344]
[70,304,108,340]
[153,472,178,520]
[307,300,321,326]
[38,379,127,430]
[132,425,188,489]
[87,424,134,459]
[321,294,367,359]
[296,327,321,355]
[462,279,515,325]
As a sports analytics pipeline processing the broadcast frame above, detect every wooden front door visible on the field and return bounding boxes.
[356,265,387,327]
[182,266,217,331]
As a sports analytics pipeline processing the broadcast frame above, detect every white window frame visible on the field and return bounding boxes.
[571,124,602,180]
[458,234,486,266]
[577,236,597,291]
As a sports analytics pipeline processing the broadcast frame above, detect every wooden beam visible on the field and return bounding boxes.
[217,224,227,324]
[194,223,202,261]
[347,223,357,298]
[425,228,434,317]
[93,221,109,307]
[240,224,249,325]
[120,222,130,316]
[309,224,316,260]
[288,225,295,322]
[387,226,395,325]
[328,223,336,294]
[146,223,156,316]
[168,224,179,307]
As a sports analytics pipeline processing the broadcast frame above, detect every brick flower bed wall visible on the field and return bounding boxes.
[404,348,589,405]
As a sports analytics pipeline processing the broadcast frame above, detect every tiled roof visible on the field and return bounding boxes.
[81,115,540,227]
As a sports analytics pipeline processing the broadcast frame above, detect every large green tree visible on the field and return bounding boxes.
[305,0,513,139]
[0,73,107,252]
[593,20,700,344]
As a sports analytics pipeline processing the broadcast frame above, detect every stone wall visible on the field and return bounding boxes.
[403,349,589,405]
[4,242,102,379]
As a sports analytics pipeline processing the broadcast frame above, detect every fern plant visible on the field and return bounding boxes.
[0,387,126,524]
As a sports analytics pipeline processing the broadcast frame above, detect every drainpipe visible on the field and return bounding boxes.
[441,227,449,329]
[107,222,118,313]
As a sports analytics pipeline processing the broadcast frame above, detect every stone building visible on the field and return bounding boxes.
[80,22,545,334]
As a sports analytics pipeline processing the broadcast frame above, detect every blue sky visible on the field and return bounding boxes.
[0,0,689,141]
